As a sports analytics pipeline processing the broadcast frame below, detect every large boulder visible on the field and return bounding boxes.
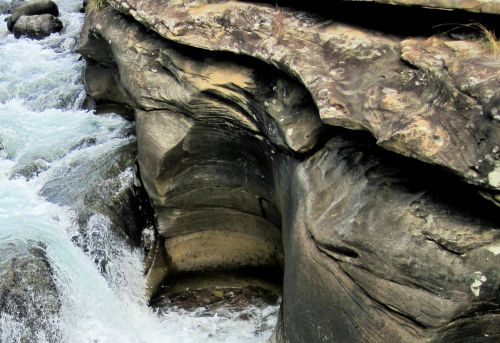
[5,0,59,31]
[39,138,141,277]
[12,13,62,39]
[108,0,500,193]
[79,9,292,298]
[279,133,500,342]
[0,241,61,342]
[79,3,500,343]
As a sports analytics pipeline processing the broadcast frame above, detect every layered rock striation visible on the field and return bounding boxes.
[79,1,500,342]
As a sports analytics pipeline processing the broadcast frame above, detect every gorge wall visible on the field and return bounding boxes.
[78,1,500,342]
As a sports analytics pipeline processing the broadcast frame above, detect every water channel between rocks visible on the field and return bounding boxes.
[0,0,279,341]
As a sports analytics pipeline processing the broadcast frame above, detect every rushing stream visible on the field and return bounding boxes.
[0,0,278,341]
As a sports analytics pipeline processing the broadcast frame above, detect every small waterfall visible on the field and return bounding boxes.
[0,0,278,342]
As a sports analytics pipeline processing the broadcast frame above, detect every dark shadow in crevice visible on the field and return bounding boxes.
[245,0,499,38]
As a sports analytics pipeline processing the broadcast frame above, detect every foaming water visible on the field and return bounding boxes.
[0,1,278,342]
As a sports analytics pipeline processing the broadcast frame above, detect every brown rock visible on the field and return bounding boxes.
[79,9,288,297]
[108,0,500,191]
[78,4,500,343]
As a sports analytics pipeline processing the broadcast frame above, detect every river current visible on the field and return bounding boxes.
[0,0,278,341]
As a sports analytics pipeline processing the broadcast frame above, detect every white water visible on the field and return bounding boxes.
[0,1,278,342]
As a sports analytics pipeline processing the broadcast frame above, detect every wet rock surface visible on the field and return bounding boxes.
[152,285,279,313]
[0,242,61,342]
[152,285,281,337]
[6,0,59,31]
[9,0,26,14]
[39,131,142,277]
[13,13,63,39]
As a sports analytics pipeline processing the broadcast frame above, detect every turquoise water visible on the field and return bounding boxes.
[0,1,278,341]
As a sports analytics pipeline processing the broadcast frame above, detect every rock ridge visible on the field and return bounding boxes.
[108,0,500,192]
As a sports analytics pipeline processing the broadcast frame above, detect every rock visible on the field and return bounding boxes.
[10,158,50,179]
[0,0,10,14]
[346,0,500,14]
[6,0,59,31]
[41,139,140,243]
[80,141,140,242]
[78,8,323,154]
[151,285,279,313]
[108,0,500,191]
[78,3,500,343]
[280,132,500,342]
[12,14,63,39]
[82,59,133,116]
[9,0,25,13]
[0,241,61,342]
[79,9,291,298]
[38,134,142,282]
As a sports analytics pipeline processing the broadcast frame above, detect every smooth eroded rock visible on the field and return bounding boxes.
[78,8,324,154]
[280,132,500,342]
[79,3,500,342]
[79,9,290,299]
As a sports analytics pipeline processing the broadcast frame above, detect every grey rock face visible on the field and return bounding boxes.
[13,14,63,39]
[39,137,141,273]
[79,8,291,297]
[0,242,61,342]
[281,133,500,342]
